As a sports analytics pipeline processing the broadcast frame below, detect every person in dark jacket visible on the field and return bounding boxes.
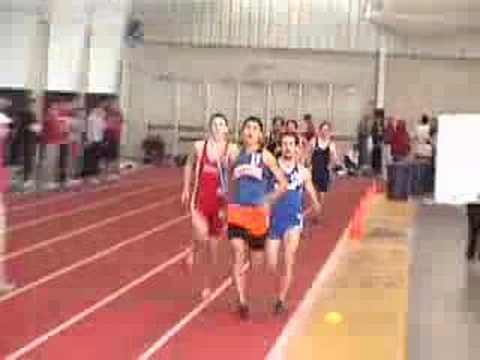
[20,99,41,189]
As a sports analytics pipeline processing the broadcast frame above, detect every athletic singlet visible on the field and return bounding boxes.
[231,149,268,206]
[311,137,331,181]
[271,162,305,218]
[195,140,228,207]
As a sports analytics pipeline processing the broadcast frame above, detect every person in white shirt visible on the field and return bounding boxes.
[415,114,433,159]
[68,107,86,182]
[83,105,106,185]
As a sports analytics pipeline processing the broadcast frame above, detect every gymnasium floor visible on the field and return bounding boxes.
[4,165,473,359]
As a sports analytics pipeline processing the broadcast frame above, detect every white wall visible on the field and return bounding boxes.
[399,33,480,58]
[87,1,130,94]
[26,20,49,93]
[0,12,37,88]
[142,0,382,52]
[124,45,375,157]
[385,57,480,127]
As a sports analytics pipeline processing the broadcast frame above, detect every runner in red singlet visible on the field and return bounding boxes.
[181,113,236,299]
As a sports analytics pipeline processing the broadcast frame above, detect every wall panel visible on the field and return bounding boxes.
[210,81,236,130]
[272,83,298,121]
[302,84,329,126]
[385,57,480,128]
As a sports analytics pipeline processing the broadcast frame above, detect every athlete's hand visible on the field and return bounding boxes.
[181,189,190,208]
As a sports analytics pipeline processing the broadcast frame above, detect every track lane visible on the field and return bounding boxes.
[8,179,371,359]
[7,166,180,222]
[4,184,181,256]
[2,198,186,301]
[5,165,161,209]
[150,179,372,360]
[0,208,191,356]
[13,235,233,360]
[7,180,158,226]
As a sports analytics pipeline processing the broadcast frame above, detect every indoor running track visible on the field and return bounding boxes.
[0,166,372,359]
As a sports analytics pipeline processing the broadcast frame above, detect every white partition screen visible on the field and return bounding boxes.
[435,114,480,204]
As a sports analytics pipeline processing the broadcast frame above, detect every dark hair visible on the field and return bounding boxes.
[421,114,429,125]
[241,116,264,132]
[286,119,298,130]
[280,131,300,145]
[272,116,285,127]
[303,113,312,121]
[319,121,331,130]
[209,113,228,128]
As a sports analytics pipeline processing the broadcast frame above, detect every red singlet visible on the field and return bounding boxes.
[195,140,228,236]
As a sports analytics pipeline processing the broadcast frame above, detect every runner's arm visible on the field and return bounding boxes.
[299,137,310,167]
[227,143,240,165]
[263,149,288,206]
[329,142,339,168]
[302,167,321,214]
[304,138,315,168]
[182,142,200,205]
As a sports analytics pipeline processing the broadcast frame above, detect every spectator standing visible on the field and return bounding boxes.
[0,109,14,292]
[21,99,41,190]
[415,114,433,160]
[83,103,106,184]
[42,100,62,190]
[103,98,123,180]
[69,106,87,182]
[391,120,411,162]
[357,115,371,169]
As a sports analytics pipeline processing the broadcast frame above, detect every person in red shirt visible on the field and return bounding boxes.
[42,101,62,189]
[0,105,15,293]
[42,98,74,189]
[103,98,123,181]
[57,98,75,187]
[391,119,411,162]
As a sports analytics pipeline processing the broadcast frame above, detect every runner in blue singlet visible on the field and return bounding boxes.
[267,132,321,314]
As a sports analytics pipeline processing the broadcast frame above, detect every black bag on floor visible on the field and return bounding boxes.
[387,162,411,200]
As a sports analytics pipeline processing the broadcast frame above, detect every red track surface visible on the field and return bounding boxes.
[0,167,371,359]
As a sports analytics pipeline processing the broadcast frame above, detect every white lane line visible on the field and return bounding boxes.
[138,210,318,359]
[7,176,151,213]
[9,181,180,232]
[9,184,155,231]
[0,214,189,304]
[5,247,192,360]
[1,195,179,263]
[138,276,233,360]
[265,227,351,360]
[138,262,251,360]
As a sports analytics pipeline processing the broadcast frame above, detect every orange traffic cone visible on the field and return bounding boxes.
[365,185,375,206]
[357,200,366,239]
[350,205,364,240]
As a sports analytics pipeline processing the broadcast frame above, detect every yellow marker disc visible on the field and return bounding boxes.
[324,311,343,324]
